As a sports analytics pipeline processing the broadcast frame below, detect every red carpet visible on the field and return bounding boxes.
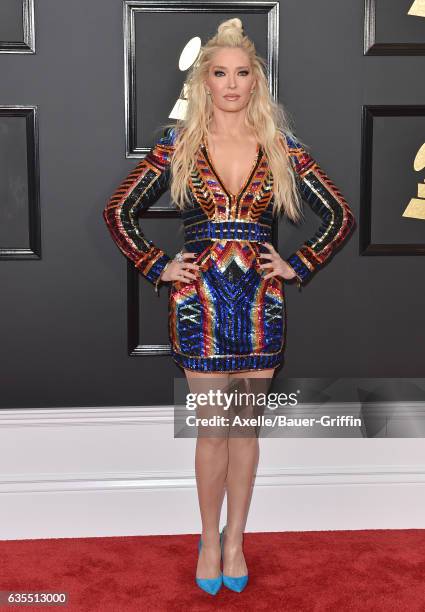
[1,529,424,611]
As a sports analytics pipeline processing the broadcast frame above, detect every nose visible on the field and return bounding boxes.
[227,74,237,89]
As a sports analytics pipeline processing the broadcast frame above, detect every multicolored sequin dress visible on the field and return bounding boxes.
[103,127,355,372]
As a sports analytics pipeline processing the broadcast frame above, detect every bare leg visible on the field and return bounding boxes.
[184,368,229,580]
[223,368,275,577]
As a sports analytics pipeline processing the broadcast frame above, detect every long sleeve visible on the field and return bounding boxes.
[283,134,356,286]
[103,127,175,290]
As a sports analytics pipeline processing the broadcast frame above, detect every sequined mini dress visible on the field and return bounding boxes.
[103,127,355,372]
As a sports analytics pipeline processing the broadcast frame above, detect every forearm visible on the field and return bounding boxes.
[103,129,175,288]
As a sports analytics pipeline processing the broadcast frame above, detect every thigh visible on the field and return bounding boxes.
[229,368,275,398]
[183,368,230,438]
[230,367,276,380]
[227,369,276,437]
[183,368,230,392]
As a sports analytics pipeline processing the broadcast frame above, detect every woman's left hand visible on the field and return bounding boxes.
[258,242,297,281]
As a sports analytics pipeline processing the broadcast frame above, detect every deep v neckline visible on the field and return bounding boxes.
[202,137,262,199]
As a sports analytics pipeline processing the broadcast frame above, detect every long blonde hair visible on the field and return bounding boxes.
[160,17,306,223]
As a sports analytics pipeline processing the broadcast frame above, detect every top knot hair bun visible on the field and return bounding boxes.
[217,17,244,36]
[214,17,245,45]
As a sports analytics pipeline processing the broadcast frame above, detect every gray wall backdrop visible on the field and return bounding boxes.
[0,0,424,408]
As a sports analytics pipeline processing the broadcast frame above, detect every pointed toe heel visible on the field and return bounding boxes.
[220,525,249,593]
[222,573,249,592]
[195,537,223,595]
[195,575,223,596]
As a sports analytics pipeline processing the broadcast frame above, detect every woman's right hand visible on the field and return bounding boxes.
[160,252,200,283]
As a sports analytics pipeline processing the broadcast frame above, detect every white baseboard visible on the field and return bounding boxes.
[1,406,425,540]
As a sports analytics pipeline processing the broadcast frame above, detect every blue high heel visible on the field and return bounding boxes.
[220,525,249,593]
[195,536,223,595]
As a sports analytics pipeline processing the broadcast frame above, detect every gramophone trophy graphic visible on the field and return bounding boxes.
[169,36,202,121]
[408,0,425,17]
[402,143,425,221]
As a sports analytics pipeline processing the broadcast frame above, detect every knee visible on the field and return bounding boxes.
[197,435,228,450]
[228,434,259,448]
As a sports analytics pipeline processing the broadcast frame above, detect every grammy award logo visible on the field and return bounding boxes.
[408,1,425,17]
[402,143,425,221]
[169,37,202,120]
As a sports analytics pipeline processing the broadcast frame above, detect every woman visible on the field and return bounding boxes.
[103,18,355,595]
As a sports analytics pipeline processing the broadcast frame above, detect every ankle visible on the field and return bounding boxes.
[201,531,220,546]
[223,526,244,546]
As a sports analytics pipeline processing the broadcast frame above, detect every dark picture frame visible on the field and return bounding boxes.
[364,0,425,56]
[0,0,35,54]
[0,106,41,260]
[360,104,425,256]
[122,1,280,356]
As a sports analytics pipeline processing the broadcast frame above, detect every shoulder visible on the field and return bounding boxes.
[276,129,302,151]
[145,126,177,168]
[158,126,178,147]
[277,129,314,174]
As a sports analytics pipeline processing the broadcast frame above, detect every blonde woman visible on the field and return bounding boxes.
[103,18,355,595]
